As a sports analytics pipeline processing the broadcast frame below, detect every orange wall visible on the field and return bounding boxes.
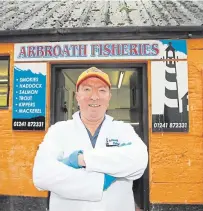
[149,39,203,203]
[0,40,202,203]
[0,44,49,197]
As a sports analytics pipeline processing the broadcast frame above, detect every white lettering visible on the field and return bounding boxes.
[18,102,35,107]
[20,77,38,82]
[18,109,42,113]
[19,90,38,94]
[19,84,42,89]
[19,96,33,101]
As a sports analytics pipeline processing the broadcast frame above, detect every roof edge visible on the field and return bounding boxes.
[1,26,203,36]
[0,26,203,43]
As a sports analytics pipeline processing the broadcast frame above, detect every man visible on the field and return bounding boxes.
[33,67,148,211]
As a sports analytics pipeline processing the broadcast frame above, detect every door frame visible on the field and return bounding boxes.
[50,62,149,211]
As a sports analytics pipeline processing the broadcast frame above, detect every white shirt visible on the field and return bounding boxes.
[32,111,148,211]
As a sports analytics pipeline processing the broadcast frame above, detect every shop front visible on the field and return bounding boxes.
[0,36,202,211]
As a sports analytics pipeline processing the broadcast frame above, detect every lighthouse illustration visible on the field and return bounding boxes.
[163,42,180,123]
[152,41,189,132]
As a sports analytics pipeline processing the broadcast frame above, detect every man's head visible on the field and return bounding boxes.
[76,67,111,121]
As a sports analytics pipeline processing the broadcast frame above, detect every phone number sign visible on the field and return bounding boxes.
[12,63,46,130]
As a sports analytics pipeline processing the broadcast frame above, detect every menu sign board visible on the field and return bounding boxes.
[12,63,46,130]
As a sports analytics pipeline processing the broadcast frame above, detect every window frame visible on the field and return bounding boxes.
[0,56,10,109]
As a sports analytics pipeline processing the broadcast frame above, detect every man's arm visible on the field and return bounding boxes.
[83,123,148,180]
[32,123,104,201]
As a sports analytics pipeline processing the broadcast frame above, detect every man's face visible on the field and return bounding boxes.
[76,77,111,121]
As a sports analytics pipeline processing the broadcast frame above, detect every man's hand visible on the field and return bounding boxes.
[78,153,86,167]
[60,150,85,169]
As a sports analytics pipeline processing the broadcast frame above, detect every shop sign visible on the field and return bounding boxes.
[12,63,46,130]
[14,40,187,61]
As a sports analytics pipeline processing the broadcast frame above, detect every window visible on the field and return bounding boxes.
[0,57,9,107]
